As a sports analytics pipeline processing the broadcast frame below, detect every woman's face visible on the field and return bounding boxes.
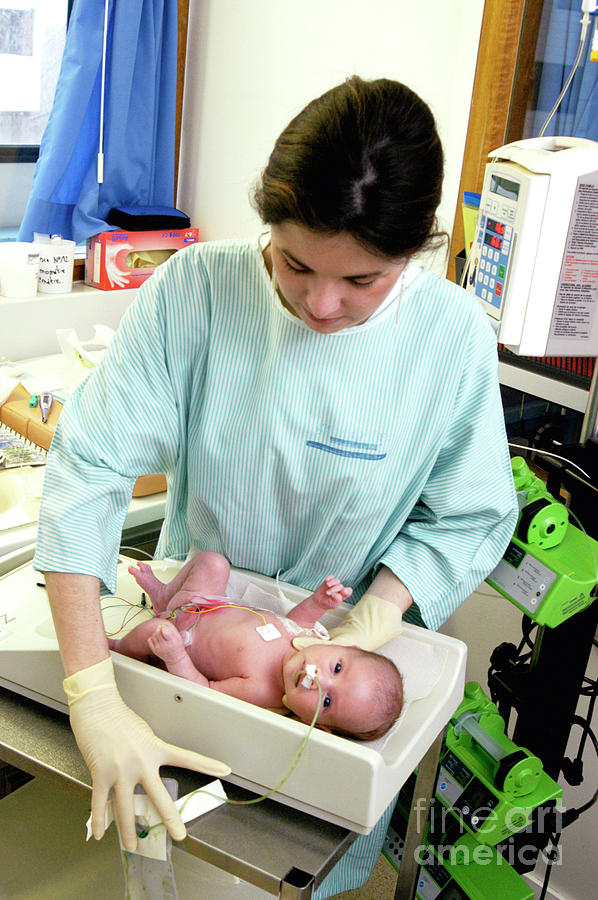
[268,222,405,333]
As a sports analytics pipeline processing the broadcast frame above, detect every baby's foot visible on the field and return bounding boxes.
[128,561,170,613]
[310,576,353,612]
[147,620,187,667]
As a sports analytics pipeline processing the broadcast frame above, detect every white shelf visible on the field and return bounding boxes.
[499,360,589,413]
[1,282,138,361]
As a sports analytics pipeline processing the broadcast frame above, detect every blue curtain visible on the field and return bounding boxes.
[528,3,598,140]
[19,0,178,243]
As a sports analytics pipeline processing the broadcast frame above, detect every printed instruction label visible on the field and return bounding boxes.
[547,170,598,352]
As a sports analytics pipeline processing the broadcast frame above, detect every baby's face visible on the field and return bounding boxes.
[282,644,381,735]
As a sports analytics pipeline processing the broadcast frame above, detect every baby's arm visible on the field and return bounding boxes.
[147,621,210,686]
[288,576,352,628]
[150,623,281,707]
[207,676,282,708]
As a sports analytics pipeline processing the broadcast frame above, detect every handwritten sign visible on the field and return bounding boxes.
[37,242,75,294]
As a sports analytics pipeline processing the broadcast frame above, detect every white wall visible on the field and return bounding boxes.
[177,0,485,274]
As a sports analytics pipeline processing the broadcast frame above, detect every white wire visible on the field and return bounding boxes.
[539,12,591,138]
[508,442,593,482]
[119,545,154,560]
[97,0,110,183]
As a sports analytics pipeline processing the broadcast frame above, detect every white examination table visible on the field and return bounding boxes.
[0,552,466,836]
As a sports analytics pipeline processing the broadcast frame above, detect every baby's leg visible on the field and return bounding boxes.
[288,576,353,628]
[147,620,209,686]
[129,551,230,615]
[108,618,163,663]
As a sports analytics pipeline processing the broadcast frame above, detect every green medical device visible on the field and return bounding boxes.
[383,778,533,900]
[415,834,533,900]
[434,683,561,846]
[486,457,597,627]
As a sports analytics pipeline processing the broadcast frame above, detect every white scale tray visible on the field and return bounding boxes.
[0,555,467,833]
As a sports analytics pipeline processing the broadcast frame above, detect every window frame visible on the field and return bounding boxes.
[0,0,189,188]
[448,0,544,281]
[0,0,73,165]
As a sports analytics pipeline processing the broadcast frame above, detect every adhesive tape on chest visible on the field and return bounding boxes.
[256,623,282,642]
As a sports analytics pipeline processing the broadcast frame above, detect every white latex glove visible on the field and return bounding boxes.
[63,657,231,851]
[292,593,403,652]
[104,243,128,288]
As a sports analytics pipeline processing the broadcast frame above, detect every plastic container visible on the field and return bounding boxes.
[36,238,76,293]
[0,241,39,298]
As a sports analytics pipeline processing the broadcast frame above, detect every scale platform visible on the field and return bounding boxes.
[0,553,467,834]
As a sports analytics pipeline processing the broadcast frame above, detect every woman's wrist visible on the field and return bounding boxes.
[369,565,413,614]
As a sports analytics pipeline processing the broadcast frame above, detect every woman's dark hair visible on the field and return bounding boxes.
[252,75,445,260]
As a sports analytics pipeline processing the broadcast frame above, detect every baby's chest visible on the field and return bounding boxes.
[196,612,289,680]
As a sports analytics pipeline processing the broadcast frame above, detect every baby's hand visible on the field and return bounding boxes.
[312,576,353,611]
[147,620,187,666]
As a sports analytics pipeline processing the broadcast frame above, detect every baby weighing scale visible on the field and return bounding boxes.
[0,550,467,834]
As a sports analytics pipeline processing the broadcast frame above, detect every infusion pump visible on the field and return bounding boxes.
[465,136,598,356]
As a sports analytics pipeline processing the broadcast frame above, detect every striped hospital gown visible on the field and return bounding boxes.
[34,236,517,896]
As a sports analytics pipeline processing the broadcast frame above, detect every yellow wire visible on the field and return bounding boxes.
[194,604,269,628]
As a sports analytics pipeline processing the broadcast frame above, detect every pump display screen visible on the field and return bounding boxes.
[484,218,506,250]
[490,174,520,200]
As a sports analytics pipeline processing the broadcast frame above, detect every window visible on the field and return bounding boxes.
[0,0,71,162]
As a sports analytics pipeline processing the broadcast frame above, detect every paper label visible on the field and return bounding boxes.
[547,170,598,351]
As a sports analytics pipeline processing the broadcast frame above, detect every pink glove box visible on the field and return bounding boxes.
[85,228,200,291]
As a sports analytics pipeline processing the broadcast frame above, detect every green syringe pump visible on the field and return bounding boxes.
[433,683,561,846]
[486,456,597,627]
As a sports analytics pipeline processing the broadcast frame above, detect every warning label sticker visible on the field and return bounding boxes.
[547,171,598,351]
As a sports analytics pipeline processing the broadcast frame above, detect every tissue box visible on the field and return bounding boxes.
[85,227,200,291]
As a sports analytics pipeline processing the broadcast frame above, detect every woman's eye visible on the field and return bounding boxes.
[323,695,331,708]
[283,257,308,275]
[334,661,342,674]
[347,278,375,288]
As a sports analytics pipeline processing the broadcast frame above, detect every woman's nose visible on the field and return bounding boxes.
[305,281,341,318]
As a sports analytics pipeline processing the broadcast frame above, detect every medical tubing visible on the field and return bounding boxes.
[507,442,592,482]
[190,676,322,809]
[119,546,155,560]
[141,675,324,838]
[538,12,591,137]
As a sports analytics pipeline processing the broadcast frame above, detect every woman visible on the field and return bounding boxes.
[36,76,517,895]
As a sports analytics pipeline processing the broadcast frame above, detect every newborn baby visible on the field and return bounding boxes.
[109,551,403,741]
